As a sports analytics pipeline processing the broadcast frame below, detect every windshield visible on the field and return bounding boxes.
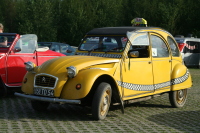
[79,36,127,52]
[15,34,38,53]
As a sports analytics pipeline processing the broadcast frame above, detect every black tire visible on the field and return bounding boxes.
[0,80,7,97]
[31,100,50,111]
[169,89,187,108]
[92,82,112,120]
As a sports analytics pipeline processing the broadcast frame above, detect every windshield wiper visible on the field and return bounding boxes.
[88,47,103,55]
[106,46,124,52]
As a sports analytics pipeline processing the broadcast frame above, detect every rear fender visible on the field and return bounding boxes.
[171,63,192,91]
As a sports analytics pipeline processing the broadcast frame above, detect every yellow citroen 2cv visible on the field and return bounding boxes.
[15,27,192,120]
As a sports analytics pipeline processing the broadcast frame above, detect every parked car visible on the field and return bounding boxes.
[0,33,65,96]
[175,35,200,68]
[38,42,76,55]
[15,27,192,120]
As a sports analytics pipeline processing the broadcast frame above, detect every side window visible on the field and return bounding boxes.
[183,41,200,53]
[151,35,169,58]
[51,44,60,52]
[21,42,29,53]
[27,40,36,53]
[60,44,68,53]
[128,33,150,58]
[167,36,180,57]
[14,39,22,53]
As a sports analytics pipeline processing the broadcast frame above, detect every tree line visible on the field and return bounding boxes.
[0,0,200,46]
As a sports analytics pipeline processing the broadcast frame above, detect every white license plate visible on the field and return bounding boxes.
[34,88,54,97]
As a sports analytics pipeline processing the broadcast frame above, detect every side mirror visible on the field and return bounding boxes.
[129,51,139,58]
[14,47,21,52]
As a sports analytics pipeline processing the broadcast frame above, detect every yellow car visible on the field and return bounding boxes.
[15,27,192,120]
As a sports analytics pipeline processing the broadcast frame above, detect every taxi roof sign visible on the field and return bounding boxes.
[131,18,147,27]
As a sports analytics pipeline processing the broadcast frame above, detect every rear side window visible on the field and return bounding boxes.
[151,35,169,58]
[167,36,180,57]
[183,41,200,53]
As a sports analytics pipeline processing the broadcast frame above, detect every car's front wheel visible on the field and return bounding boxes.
[31,100,50,111]
[0,80,7,97]
[169,89,187,108]
[92,82,112,120]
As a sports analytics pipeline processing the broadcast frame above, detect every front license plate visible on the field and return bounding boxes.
[34,88,54,97]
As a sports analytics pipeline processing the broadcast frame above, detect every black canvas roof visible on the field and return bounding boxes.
[86,27,161,35]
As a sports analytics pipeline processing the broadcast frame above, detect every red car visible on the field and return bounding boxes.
[0,33,65,96]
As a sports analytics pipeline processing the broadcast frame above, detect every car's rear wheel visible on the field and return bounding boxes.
[31,100,50,111]
[92,82,112,120]
[169,89,187,108]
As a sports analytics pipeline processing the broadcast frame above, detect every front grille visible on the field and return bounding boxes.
[35,75,56,87]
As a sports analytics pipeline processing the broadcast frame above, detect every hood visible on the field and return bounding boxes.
[36,55,120,75]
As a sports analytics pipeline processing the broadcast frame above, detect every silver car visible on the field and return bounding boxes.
[175,36,200,68]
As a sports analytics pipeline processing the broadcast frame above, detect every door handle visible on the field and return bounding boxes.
[169,60,172,62]
[148,61,152,64]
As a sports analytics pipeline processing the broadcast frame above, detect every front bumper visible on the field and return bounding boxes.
[14,92,81,104]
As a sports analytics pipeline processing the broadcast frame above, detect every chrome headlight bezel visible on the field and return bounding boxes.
[67,66,77,78]
[24,61,35,72]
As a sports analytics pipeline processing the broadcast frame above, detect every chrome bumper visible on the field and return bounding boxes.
[14,92,81,104]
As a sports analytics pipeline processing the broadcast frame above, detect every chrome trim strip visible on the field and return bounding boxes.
[124,90,155,98]
[123,87,170,98]
[5,83,21,87]
[14,92,81,104]
[37,56,61,58]
[8,55,60,58]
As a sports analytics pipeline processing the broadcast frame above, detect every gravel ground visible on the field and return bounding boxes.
[0,69,199,133]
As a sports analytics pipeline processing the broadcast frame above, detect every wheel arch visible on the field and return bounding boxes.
[81,74,121,106]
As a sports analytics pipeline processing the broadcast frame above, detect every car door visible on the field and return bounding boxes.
[120,32,154,100]
[150,33,171,92]
[6,35,37,84]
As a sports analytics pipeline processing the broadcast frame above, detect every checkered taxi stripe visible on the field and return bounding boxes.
[117,70,189,91]
[76,52,122,58]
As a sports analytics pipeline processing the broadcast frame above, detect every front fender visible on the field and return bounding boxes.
[60,69,114,99]
[21,72,35,94]
[171,63,192,91]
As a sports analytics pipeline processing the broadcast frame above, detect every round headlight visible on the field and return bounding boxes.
[67,66,77,78]
[24,61,35,72]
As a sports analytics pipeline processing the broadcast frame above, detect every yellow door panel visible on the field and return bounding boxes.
[152,58,171,90]
[121,58,154,98]
[150,33,171,91]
